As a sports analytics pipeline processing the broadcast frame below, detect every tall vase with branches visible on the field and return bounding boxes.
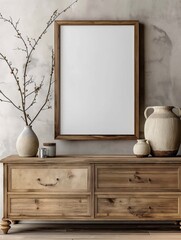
[0,0,78,157]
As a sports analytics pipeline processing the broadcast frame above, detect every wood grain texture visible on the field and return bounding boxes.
[2,155,181,164]
[95,194,181,220]
[9,195,91,218]
[4,164,8,219]
[2,155,181,234]
[134,21,139,138]
[54,20,60,139]
[96,165,179,191]
[9,165,89,192]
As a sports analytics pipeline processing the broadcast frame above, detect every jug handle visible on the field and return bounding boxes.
[172,106,181,117]
[144,107,154,119]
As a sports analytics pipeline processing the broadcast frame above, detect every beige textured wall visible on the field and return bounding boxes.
[0,0,181,218]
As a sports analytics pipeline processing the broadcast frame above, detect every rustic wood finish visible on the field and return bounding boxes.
[95,165,179,191]
[2,155,181,233]
[9,195,91,218]
[9,165,89,192]
[95,194,181,219]
[1,220,11,234]
[54,20,139,140]
[4,154,181,164]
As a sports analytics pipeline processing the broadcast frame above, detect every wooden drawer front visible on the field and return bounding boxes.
[96,166,179,191]
[9,165,90,192]
[95,195,181,220]
[9,195,91,218]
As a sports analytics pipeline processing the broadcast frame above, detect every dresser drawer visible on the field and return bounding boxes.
[95,194,181,220]
[8,195,91,218]
[95,165,180,191]
[9,165,90,192]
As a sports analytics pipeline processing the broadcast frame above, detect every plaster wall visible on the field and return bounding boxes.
[0,0,181,218]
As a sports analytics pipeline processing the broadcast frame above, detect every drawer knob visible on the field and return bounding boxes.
[37,178,60,187]
[129,173,152,184]
[128,206,152,218]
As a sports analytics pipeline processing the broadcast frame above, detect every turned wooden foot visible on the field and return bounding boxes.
[1,219,11,234]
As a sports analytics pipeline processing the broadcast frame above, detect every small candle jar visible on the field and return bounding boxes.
[43,143,56,157]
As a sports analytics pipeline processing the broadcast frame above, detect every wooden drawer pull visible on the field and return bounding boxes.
[128,172,152,183]
[37,178,60,187]
[128,206,152,218]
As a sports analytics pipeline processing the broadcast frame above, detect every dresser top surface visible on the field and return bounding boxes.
[1,155,181,164]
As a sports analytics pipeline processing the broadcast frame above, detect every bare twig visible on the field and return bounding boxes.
[0,13,29,57]
[20,116,26,123]
[29,50,54,126]
[0,52,28,124]
[25,76,45,111]
[25,76,33,86]
[0,0,79,126]
[0,99,9,103]
[22,1,78,102]
[0,90,23,111]
[14,47,27,53]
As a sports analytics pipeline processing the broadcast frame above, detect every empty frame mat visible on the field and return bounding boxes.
[55,21,139,140]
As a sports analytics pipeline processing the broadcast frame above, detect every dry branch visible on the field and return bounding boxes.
[0,0,79,125]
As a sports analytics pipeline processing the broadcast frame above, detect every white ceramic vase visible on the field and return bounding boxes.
[16,126,39,157]
[133,139,150,157]
[144,106,181,157]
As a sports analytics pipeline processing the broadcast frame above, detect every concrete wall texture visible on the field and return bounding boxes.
[0,0,181,218]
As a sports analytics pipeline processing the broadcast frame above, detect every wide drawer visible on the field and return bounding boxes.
[95,165,180,191]
[95,194,181,220]
[9,165,90,192]
[8,195,91,218]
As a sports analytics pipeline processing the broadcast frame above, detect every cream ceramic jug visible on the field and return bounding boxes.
[133,139,150,157]
[144,106,181,157]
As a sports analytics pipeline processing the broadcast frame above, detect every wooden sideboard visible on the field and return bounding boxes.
[1,155,181,233]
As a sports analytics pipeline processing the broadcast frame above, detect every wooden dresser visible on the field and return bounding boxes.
[1,155,181,233]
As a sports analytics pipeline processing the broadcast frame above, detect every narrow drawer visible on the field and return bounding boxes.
[9,165,90,192]
[8,195,91,218]
[95,165,180,191]
[95,194,181,220]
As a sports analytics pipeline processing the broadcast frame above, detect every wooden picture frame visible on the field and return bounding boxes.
[54,20,139,140]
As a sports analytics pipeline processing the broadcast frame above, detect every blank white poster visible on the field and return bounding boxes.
[60,25,135,135]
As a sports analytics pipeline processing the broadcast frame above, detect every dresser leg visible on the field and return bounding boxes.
[1,219,11,234]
